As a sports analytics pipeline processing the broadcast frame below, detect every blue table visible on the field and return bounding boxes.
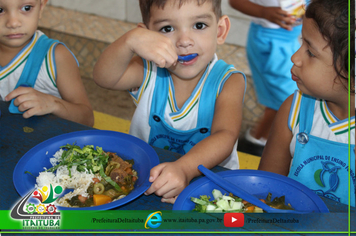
[0,101,186,212]
[0,101,355,234]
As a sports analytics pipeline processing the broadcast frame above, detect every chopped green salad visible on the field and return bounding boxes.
[48,144,107,175]
[191,189,245,213]
[48,143,122,192]
[191,189,294,213]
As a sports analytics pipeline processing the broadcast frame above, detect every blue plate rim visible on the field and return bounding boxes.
[173,169,329,213]
[13,130,160,210]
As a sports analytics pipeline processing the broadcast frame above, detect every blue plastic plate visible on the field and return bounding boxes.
[173,170,329,213]
[13,130,160,210]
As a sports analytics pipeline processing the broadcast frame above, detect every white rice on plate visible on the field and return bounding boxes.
[36,149,101,207]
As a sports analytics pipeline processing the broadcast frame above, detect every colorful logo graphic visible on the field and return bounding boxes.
[313,161,341,202]
[144,211,162,229]
[11,184,63,230]
[32,185,63,204]
[25,184,63,215]
[314,161,341,192]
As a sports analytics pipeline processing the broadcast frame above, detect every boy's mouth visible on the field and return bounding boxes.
[6,33,24,39]
[291,71,300,82]
[178,53,198,63]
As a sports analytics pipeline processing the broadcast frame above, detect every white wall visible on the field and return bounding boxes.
[47,0,251,46]
[48,0,127,21]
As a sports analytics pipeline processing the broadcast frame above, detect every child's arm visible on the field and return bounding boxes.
[93,25,178,90]
[144,73,246,203]
[229,0,295,30]
[5,45,94,126]
[258,95,294,175]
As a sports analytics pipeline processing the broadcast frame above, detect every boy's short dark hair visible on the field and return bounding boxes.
[139,0,222,27]
[306,0,354,92]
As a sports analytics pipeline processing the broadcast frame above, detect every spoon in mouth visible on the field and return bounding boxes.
[178,53,198,62]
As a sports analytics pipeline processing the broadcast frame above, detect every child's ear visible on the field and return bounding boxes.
[39,0,48,19]
[137,23,148,29]
[217,15,230,45]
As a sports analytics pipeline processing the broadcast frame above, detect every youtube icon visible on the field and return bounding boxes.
[224,213,244,227]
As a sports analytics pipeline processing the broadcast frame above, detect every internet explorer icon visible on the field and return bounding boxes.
[145,211,162,229]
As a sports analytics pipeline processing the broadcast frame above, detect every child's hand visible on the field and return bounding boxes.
[262,7,296,30]
[127,26,178,68]
[5,87,56,118]
[144,162,190,204]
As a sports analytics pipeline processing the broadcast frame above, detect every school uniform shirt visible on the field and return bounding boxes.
[0,30,78,101]
[288,90,355,206]
[129,55,246,169]
[289,90,355,155]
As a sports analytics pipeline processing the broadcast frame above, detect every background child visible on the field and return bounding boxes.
[94,0,246,203]
[229,0,303,148]
[0,0,94,126]
[259,0,355,206]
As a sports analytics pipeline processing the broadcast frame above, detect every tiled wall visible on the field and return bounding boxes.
[39,5,263,133]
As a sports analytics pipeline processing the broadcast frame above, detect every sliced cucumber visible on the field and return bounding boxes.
[230,201,243,211]
[206,204,217,212]
[212,189,223,200]
[191,197,209,205]
[216,199,230,211]
[222,195,235,201]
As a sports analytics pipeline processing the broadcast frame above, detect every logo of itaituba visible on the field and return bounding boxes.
[144,211,162,229]
[11,184,63,230]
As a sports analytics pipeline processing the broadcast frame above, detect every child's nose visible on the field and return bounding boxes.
[6,13,21,29]
[176,31,194,48]
[291,47,302,67]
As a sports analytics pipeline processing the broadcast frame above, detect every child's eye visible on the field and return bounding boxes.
[194,22,207,30]
[21,5,32,12]
[306,49,315,57]
[160,25,174,33]
[0,8,3,14]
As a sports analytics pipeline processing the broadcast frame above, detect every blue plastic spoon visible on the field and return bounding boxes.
[198,165,306,213]
[178,53,198,62]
